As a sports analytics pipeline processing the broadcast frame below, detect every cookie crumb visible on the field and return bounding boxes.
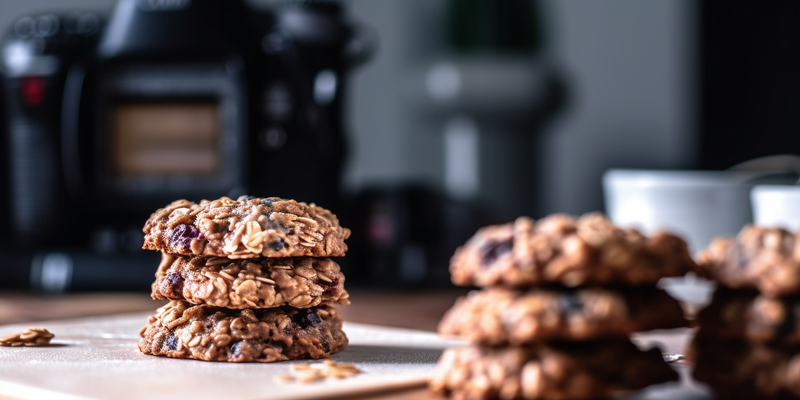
[277,359,362,383]
[297,371,323,383]
[274,374,296,383]
[0,328,54,347]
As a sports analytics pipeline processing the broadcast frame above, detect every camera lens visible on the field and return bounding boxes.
[14,17,35,38]
[77,13,100,36]
[65,13,99,36]
[35,15,60,37]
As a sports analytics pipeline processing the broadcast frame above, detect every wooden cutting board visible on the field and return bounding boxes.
[0,313,712,400]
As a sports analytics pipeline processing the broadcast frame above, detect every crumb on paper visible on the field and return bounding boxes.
[0,328,55,347]
[274,374,296,383]
[275,359,362,383]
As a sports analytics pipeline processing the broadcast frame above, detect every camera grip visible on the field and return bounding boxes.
[60,65,87,200]
[4,76,67,244]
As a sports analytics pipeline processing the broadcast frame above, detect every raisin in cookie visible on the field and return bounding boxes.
[697,225,800,297]
[152,253,350,309]
[450,213,696,288]
[697,288,800,344]
[138,301,348,362]
[691,334,800,399]
[143,196,351,259]
[438,287,686,345]
[430,340,678,400]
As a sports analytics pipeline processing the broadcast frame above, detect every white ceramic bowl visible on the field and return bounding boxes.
[602,169,769,306]
[603,169,765,253]
[751,185,800,230]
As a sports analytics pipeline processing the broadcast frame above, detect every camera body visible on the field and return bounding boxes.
[2,0,369,253]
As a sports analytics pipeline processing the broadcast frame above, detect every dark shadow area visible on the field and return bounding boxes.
[620,366,712,400]
[331,344,446,365]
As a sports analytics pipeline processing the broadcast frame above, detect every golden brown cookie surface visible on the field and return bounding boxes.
[430,340,678,400]
[438,287,687,345]
[138,301,348,362]
[151,253,349,309]
[698,225,800,297]
[143,196,350,259]
[450,213,695,288]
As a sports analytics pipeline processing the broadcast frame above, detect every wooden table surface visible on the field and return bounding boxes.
[0,288,468,400]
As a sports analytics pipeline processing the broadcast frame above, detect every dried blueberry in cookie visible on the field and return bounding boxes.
[320,279,339,295]
[164,271,184,297]
[270,238,285,251]
[168,224,203,252]
[293,309,322,329]
[164,335,179,351]
[481,239,513,266]
[231,341,243,357]
[557,292,585,313]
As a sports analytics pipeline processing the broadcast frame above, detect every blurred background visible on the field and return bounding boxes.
[1,0,799,293]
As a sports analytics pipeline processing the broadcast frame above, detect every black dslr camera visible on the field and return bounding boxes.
[0,0,372,290]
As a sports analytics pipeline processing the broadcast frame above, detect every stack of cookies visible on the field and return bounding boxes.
[137,196,352,362]
[693,224,800,398]
[431,213,695,400]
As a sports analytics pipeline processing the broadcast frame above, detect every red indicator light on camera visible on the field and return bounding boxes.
[20,76,46,107]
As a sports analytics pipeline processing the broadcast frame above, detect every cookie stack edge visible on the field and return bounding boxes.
[431,213,695,400]
[137,196,351,362]
[692,225,800,398]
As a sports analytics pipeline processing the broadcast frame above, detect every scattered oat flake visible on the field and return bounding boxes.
[274,374,295,383]
[0,328,55,347]
[297,371,323,383]
[276,359,362,384]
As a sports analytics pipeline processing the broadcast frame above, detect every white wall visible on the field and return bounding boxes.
[345,0,696,216]
[535,0,696,215]
[343,0,447,191]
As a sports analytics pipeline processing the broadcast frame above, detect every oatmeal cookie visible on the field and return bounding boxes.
[691,334,800,399]
[138,301,348,362]
[142,196,351,259]
[438,287,686,345]
[697,289,800,344]
[430,340,678,400]
[697,225,800,297]
[450,213,695,288]
[151,253,350,309]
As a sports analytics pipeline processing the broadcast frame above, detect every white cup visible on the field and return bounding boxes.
[603,169,765,253]
[602,169,770,305]
[751,185,800,230]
